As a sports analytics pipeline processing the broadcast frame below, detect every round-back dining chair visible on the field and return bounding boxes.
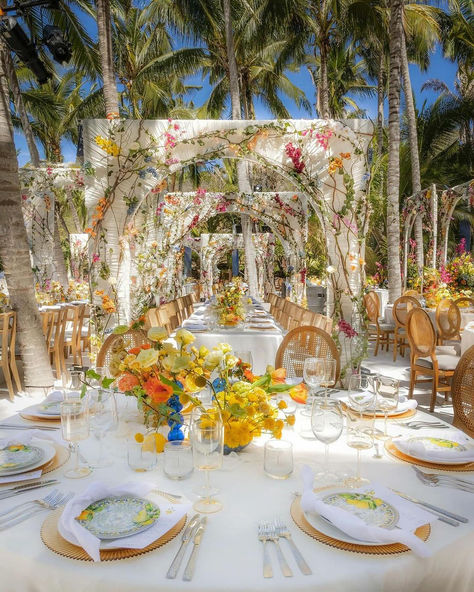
[435,298,461,344]
[275,325,340,384]
[96,329,150,377]
[392,295,420,362]
[364,291,394,356]
[454,297,474,310]
[451,345,474,437]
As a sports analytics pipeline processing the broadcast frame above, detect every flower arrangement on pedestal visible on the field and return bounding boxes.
[215,278,246,326]
[113,325,303,448]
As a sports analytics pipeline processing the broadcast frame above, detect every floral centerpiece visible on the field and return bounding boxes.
[112,325,306,449]
[215,278,246,327]
[0,292,9,312]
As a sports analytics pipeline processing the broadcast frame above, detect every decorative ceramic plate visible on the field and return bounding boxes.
[75,496,160,540]
[23,403,61,419]
[344,397,412,417]
[321,491,399,529]
[0,444,44,475]
[38,401,62,416]
[393,436,473,465]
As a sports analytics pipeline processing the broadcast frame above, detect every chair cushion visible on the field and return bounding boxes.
[417,354,460,371]
[436,344,461,357]
[378,323,395,332]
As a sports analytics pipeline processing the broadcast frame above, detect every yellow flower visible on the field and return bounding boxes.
[136,348,159,369]
[147,327,168,342]
[203,350,224,370]
[184,373,207,393]
[163,354,192,373]
[160,342,179,355]
[216,343,232,354]
[286,414,296,426]
[278,400,287,410]
[198,346,209,358]
[175,328,195,346]
[224,354,239,369]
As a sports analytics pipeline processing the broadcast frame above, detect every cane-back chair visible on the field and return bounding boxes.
[0,311,21,399]
[392,295,420,361]
[435,299,461,344]
[96,329,150,377]
[364,291,394,356]
[451,345,474,437]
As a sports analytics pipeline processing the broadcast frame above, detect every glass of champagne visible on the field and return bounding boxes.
[302,357,325,415]
[321,359,337,398]
[190,406,224,514]
[375,376,399,439]
[88,388,118,468]
[345,408,373,487]
[311,399,344,485]
[347,374,376,418]
[61,399,91,479]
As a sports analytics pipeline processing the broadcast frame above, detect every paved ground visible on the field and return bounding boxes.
[0,343,455,423]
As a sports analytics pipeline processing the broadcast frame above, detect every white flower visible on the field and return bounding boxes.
[326,265,336,274]
[129,142,140,151]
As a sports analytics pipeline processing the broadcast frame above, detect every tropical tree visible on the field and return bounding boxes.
[96,0,119,117]
[0,47,53,391]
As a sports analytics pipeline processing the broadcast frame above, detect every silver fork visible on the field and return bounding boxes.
[398,421,448,429]
[265,523,293,577]
[0,489,60,520]
[0,491,73,530]
[413,466,474,493]
[258,523,273,578]
[274,519,311,575]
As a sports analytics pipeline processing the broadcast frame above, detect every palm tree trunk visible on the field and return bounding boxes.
[96,0,119,118]
[222,0,258,297]
[0,48,54,392]
[319,37,330,118]
[377,52,384,157]
[2,43,40,167]
[386,0,403,303]
[401,32,424,273]
[66,194,82,233]
[53,207,69,287]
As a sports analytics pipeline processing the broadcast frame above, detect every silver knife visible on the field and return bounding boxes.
[183,517,207,581]
[393,490,468,524]
[0,480,59,500]
[166,514,201,579]
[0,425,59,431]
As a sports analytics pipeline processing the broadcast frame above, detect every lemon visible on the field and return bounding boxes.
[142,432,167,453]
[134,432,144,444]
[133,509,148,524]
[153,433,167,453]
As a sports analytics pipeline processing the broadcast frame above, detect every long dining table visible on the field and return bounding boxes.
[0,395,473,592]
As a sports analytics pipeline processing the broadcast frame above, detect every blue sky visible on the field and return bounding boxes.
[14,31,459,166]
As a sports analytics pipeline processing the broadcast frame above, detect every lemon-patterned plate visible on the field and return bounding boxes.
[321,492,399,529]
[75,496,160,540]
[402,437,471,465]
[0,444,44,475]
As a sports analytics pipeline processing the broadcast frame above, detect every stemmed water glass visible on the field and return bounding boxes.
[88,388,118,468]
[347,374,376,418]
[321,359,337,398]
[190,406,224,514]
[311,399,344,485]
[345,408,373,487]
[61,399,91,479]
[375,376,399,439]
[302,357,325,414]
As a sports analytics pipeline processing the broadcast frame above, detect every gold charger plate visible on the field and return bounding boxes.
[20,412,60,422]
[385,441,474,472]
[41,507,186,561]
[249,325,276,331]
[290,496,430,555]
[0,444,69,485]
[340,402,416,420]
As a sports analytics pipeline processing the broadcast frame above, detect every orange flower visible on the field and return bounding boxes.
[244,368,256,382]
[340,152,351,159]
[271,368,286,384]
[144,377,173,403]
[289,382,308,404]
[128,347,141,355]
[118,373,139,392]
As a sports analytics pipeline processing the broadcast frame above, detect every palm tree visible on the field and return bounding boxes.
[386,0,403,302]
[96,0,119,117]
[0,48,53,392]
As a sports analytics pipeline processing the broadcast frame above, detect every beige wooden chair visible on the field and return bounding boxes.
[96,329,150,376]
[451,345,474,437]
[0,312,21,399]
[64,304,86,366]
[403,289,423,301]
[275,325,340,383]
[454,297,474,310]
[41,307,68,378]
[364,291,394,356]
[435,299,461,345]
[392,295,420,361]
[406,307,459,412]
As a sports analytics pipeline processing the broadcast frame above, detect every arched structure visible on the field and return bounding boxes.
[82,118,373,324]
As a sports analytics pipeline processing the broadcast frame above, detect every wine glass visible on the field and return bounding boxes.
[321,359,337,398]
[88,388,118,468]
[190,406,224,513]
[347,374,376,418]
[61,399,91,479]
[345,408,373,487]
[311,399,343,485]
[302,357,325,415]
[375,375,399,439]
[234,350,253,368]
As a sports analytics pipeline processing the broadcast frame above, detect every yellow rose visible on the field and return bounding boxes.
[135,348,159,368]
[199,346,209,358]
[163,354,192,373]
[216,343,232,354]
[175,329,195,346]
[160,342,179,355]
[203,350,224,370]
[147,327,168,342]
[224,354,239,369]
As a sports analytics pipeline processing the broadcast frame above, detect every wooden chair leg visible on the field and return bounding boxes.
[430,373,438,412]
[393,334,398,362]
[10,356,21,393]
[408,366,415,399]
[54,349,62,379]
[374,332,380,356]
[2,359,15,401]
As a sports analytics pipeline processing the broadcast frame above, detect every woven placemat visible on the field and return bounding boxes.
[340,402,416,421]
[385,441,474,472]
[20,412,60,422]
[41,508,186,561]
[290,497,430,555]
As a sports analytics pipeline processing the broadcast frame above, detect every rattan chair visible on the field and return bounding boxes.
[275,325,340,383]
[454,297,474,310]
[406,308,459,412]
[392,295,420,362]
[96,329,150,376]
[435,299,461,345]
[0,311,21,399]
[451,345,474,437]
[364,291,394,356]
[403,289,423,301]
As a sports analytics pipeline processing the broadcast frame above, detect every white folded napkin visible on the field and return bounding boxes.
[0,468,42,484]
[300,466,434,557]
[59,481,190,562]
[393,432,474,462]
[0,431,62,448]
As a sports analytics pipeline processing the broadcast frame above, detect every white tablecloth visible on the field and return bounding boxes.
[461,324,474,355]
[0,399,473,592]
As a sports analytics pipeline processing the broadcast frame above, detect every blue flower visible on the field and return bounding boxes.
[212,377,226,393]
[138,170,146,178]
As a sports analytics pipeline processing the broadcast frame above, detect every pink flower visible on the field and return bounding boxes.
[338,319,358,338]
[92,253,100,263]
[285,142,305,173]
